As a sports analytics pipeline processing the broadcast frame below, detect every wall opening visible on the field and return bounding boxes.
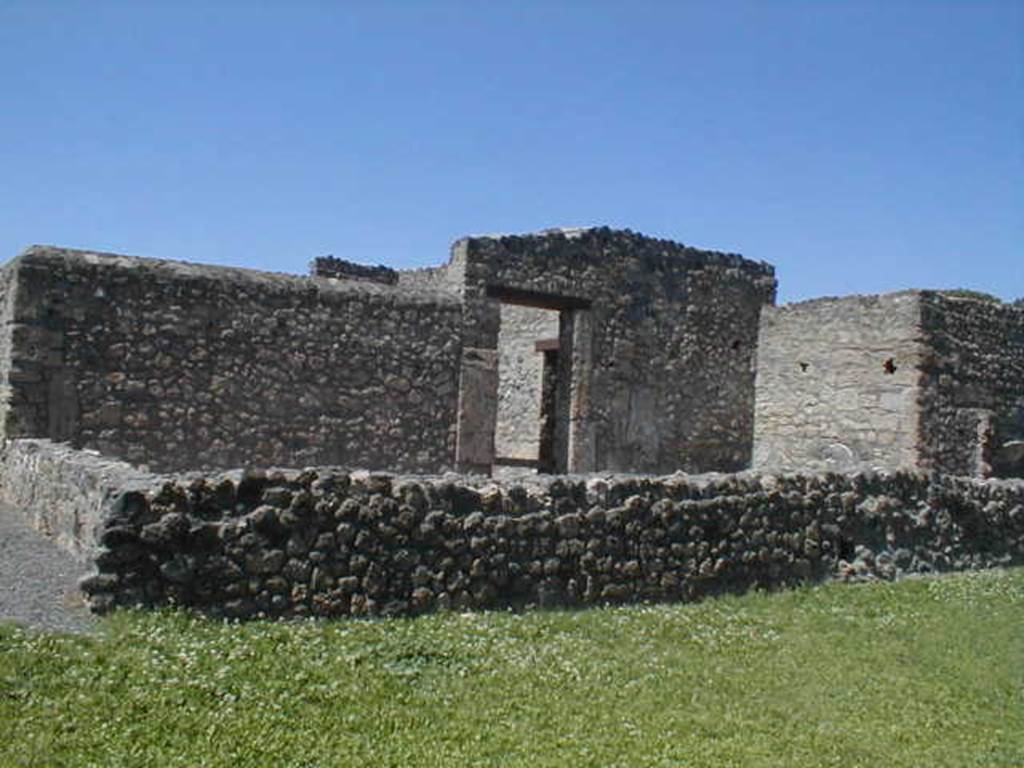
[493,303,562,475]
[455,285,591,476]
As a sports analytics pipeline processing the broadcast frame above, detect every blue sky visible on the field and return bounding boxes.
[0,1,1020,303]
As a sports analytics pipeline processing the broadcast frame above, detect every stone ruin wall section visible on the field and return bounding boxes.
[918,293,1024,477]
[4,247,464,474]
[0,439,153,561]
[461,229,777,475]
[396,263,465,294]
[0,262,19,438]
[4,440,1020,621]
[753,293,926,474]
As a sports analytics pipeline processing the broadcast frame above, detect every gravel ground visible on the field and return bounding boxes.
[0,505,96,634]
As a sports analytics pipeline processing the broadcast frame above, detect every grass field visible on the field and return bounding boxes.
[2,569,1022,767]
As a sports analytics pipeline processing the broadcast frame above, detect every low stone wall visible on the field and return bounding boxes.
[4,440,1022,618]
[0,439,155,562]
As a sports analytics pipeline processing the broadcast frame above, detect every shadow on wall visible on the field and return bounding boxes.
[995,441,1024,478]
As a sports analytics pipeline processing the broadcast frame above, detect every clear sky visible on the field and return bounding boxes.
[0,1,1020,303]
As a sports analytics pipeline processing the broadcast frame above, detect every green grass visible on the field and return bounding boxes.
[2,570,1022,768]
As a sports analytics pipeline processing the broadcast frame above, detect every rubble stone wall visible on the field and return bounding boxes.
[753,293,925,473]
[1,230,777,479]
[80,462,1024,618]
[308,256,398,285]
[6,441,1017,621]
[460,228,777,475]
[0,262,19,439]
[0,440,153,562]
[5,248,463,473]
[753,291,1024,479]
[396,264,463,294]
[919,293,1024,477]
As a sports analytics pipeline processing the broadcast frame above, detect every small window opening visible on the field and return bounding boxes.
[883,358,897,375]
[798,361,809,372]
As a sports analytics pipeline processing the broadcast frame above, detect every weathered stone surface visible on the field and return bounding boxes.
[0,226,1020,625]
[0,439,153,561]
[3,246,462,473]
[455,348,499,470]
[753,292,925,474]
[456,229,776,474]
[8,441,1018,621]
[918,293,1024,478]
[754,291,1024,479]
[0,228,776,478]
[308,256,398,285]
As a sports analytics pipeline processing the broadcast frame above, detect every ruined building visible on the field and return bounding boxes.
[1,227,1021,620]
[755,291,1024,478]
[0,228,778,477]
[1,227,1022,480]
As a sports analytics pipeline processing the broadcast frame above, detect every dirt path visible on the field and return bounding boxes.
[0,505,95,634]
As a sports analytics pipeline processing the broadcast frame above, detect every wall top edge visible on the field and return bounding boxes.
[773,290,1023,314]
[9,440,1021,498]
[769,290,925,313]
[11,246,461,306]
[453,226,776,278]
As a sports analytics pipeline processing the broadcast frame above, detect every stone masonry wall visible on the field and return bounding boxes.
[495,303,560,462]
[919,293,1024,477]
[60,448,1023,619]
[0,262,19,439]
[0,440,154,561]
[753,293,925,473]
[5,247,463,473]
[396,264,463,294]
[309,256,398,285]
[459,228,777,475]
[5,441,1015,621]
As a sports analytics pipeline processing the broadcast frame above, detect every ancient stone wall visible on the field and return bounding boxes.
[0,440,153,561]
[753,292,1024,479]
[5,247,463,473]
[0,230,777,479]
[459,228,777,475]
[308,256,398,285]
[4,440,1020,620]
[396,264,463,294]
[0,262,19,439]
[753,293,925,473]
[919,293,1024,477]
[494,304,560,463]
[0,439,1011,619]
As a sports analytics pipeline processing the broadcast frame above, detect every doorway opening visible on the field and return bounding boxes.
[455,285,591,476]
[493,303,561,475]
[485,285,591,476]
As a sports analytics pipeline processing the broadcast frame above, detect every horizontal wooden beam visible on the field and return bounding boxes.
[485,284,592,310]
[534,338,560,352]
